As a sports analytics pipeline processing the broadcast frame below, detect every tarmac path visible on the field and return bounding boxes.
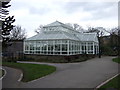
[2,56,119,88]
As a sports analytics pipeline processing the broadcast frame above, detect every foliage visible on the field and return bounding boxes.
[101,45,118,56]
[2,16,15,47]
[2,62,56,82]
[85,26,119,56]
[1,1,15,47]
[1,2,10,19]
[112,57,120,63]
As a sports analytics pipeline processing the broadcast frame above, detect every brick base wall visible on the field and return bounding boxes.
[24,54,96,63]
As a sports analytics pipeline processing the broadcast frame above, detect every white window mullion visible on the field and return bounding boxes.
[28,41,30,54]
[93,42,95,54]
[40,42,41,54]
[86,42,88,54]
[47,41,48,55]
[24,41,25,53]
[67,40,69,55]
[80,43,81,54]
[60,40,62,55]
[53,41,55,55]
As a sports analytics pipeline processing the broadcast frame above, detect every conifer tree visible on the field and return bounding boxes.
[1,1,15,47]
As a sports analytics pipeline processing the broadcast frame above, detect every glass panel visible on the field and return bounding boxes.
[62,44,67,51]
[30,42,34,50]
[25,44,29,50]
[36,42,41,50]
[55,44,60,51]
[62,40,67,44]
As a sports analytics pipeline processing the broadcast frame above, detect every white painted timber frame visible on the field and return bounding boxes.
[24,21,99,55]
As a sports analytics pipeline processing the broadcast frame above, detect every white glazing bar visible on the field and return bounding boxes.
[47,41,48,54]
[73,41,75,54]
[40,41,41,54]
[96,43,97,54]
[93,42,95,54]
[79,43,80,54]
[53,41,55,55]
[86,42,88,54]
[28,41,29,54]
[80,43,81,54]
[60,40,62,55]
[34,41,36,54]
[23,41,25,54]
[77,42,78,54]
[67,40,69,55]
[71,41,73,55]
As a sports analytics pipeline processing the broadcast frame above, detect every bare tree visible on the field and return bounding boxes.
[85,27,106,37]
[110,27,119,35]
[73,23,84,32]
[35,25,44,34]
[66,23,84,33]
[101,27,118,35]
[10,25,26,40]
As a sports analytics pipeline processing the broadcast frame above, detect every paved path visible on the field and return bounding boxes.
[2,56,119,88]
[2,67,23,88]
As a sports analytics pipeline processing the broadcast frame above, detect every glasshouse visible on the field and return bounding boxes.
[24,21,99,55]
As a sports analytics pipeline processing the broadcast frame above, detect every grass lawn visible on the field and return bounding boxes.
[112,57,120,63]
[0,69,4,78]
[98,57,120,90]
[2,69,4,76]
[98,75,120,90]
[2,62,56,82]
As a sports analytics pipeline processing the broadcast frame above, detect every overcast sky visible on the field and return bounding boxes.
[9,0,118,37]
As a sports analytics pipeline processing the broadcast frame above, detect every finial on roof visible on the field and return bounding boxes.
[55,20,59,22]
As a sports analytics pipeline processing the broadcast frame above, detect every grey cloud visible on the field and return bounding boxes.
[10,1,51,15]
[89,2,117,20]
[63,2,117,20]
[11,1,117,21]
[29,7,51,15]
[82,2,116,12]
[10,1,29,10]
[63,2,88,13]
[63,2,116,13]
